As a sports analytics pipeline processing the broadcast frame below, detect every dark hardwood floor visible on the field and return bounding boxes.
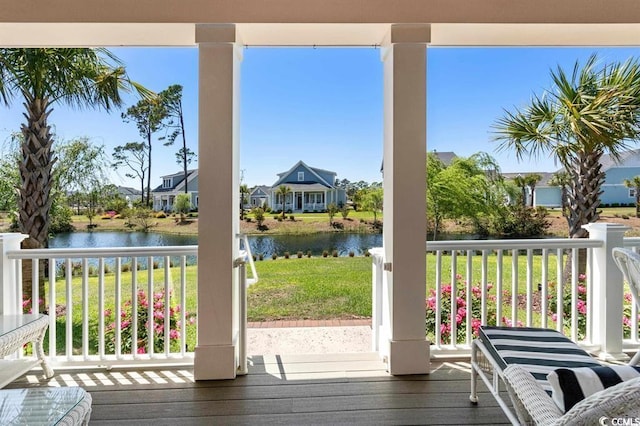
[7,353,509,425]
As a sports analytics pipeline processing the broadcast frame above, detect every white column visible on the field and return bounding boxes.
[584,223,629,361]
[0,233,28,315]
[381,24,430,375]
[194,24,242,380]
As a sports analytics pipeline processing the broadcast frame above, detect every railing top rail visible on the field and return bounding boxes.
[7,245,198,260]
[623,237,640,247]
[426,238,603,251]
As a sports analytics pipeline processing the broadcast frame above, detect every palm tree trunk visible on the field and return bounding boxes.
[565,152,604,239]
[18,96,55,312]
[562,151,604,280]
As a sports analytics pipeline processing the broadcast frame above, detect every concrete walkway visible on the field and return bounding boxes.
[247,320,372,355]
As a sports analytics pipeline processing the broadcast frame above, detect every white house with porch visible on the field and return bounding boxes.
[151,170,199,212]
[270,161,347,213]
[3,0,640,389]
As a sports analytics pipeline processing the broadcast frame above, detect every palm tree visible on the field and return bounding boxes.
[275,185,291,219]
[524,173,542,207]
[513,175,527,207]
[548,170,572,219]
[624,176,640,218]
[0,48,149,249]
[239,184,249,220]
[494,55,640,239]
[0,48,149,306]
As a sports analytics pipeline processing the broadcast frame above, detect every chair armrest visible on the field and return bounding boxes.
[503,364,563,425]
[558,377,640,426]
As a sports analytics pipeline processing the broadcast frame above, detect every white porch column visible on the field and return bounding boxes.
[584,223,629,361]
[380,24,430,375]
[195,24,242,380]
[0,233,28,315]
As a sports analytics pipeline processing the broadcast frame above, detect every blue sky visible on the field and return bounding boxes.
[1,46,639,189]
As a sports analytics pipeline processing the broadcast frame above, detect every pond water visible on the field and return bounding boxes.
[49,232,384,258]
[49,230,493,258]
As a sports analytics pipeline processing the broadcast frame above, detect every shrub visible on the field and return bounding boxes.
[104,289,196,354]
[276,217,283,222]
[426,275,498,344]
[364,250,371,257]
[122,263,131,272]
[155,211,167,219]
[348,251,355,257]
[306,250,312,258]
[289,215,295,221]
[258,253,264,261]
[284,251,290,259]
[271,253,277,260]
[332,250,339,257]
[322,250,329,258]
[297,251,303,258]
[548,274,588,339]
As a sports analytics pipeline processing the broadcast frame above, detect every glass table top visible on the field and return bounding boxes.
[0,387,86,425]
[0,315,46,338]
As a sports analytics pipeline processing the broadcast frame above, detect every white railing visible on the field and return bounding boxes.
[6,245,198,367]
[372,224,638,360]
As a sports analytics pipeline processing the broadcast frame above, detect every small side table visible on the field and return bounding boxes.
[0,314,54,388]
[0,387,92,425]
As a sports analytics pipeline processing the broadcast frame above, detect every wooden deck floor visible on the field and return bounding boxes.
[7,353,509,425]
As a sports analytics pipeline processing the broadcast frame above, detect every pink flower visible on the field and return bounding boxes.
[121,320,131,329]
[442,285,452,295]
[472,286,481,297]
[103,309,112,317]
[137,347,146,354]
[455,274,463,281]
[456,297,466,308]
[169,329,180,339]
[578,274,586,282]
[440,323,451,334]
[189,317,196,325]
[577,285,587,295]
[625,293,633,303]
[456,314,463,324]
[577,300,587,315]
[426,297,436,310]
[457,307,467,317]
[623,316,632,326]
[154,301,163,309]
[551,313,558,322]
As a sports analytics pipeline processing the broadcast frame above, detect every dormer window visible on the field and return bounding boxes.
[298,172,304,181]
[163,178,172,188]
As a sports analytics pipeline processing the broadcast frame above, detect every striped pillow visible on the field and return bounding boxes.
[547,365,640,412]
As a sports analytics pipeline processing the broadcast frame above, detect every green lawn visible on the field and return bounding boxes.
[248,257,372,321]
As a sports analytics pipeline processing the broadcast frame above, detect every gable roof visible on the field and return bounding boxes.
[250,185,270,196]
[272,160,335,188]
[503,172,556,187]
[152,169,198,192]
[431,151,457,166]
[600,149,640,171]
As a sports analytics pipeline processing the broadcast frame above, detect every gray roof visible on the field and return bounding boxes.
[503,172,556,186]
[272,183,332,192]
[431,151,457,166]
[600,149,640,171]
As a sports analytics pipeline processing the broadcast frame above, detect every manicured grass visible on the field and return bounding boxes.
[248,257,372,321]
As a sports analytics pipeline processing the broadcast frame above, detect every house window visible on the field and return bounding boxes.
[298,172,304,181]
[163,178,172,188]
[630,188,637,198]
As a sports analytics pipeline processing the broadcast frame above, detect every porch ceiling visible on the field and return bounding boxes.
[1,22,640,47]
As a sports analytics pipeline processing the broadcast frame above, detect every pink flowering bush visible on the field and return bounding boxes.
[549,274,638,340]
[426,274,498,344]
[548,274,588,339]
[104,289,196,354]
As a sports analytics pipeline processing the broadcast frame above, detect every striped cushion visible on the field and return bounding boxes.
[479,326,600,394]
[548,365,640,412]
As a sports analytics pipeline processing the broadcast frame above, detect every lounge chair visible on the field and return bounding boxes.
[470,246,640,426]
